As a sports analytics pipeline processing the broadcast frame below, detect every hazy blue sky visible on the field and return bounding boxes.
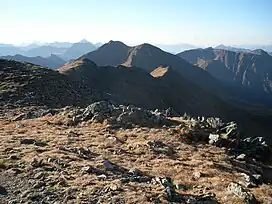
[0,0,271,46]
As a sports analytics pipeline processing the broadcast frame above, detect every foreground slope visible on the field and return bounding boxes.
[0,103,271,203]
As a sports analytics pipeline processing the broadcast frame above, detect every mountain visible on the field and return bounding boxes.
[177,48,272,97]
[215,44,250,52]
[156,43,197,54]
[59,57,272,137]
[0,59,94,108]
[25,45,67,57]
[1,54,66,69]
[85,41,227,97]
[59,57,230,117]
[94,42,103,48]
[61,41,97,61]
[238,45,272,53]
[0,45,24,56]
[47,42,73,48]
[19,43,42,51]
[84,41,130,66]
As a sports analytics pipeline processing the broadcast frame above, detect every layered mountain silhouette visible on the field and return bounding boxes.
[25,45,67,57]
[59,57,272,137]
[0,40,99,61]
[1,54,66,69]
[177,48,272,95]
[84,41,228,99]
[59,57,230,117]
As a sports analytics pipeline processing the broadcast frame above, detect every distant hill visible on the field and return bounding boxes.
[60,41,97,61]
[0,41,97,61]
[177,48,272,97]
[1,54,66,69]
[0,45,24,56]
[25,45,67,57]
[214,44,250,52]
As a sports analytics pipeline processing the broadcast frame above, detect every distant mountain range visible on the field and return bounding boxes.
[0,40,99,62]
[0,54,66,69]
[1,40,272,137]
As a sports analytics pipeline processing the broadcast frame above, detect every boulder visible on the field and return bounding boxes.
[227,182,258,204]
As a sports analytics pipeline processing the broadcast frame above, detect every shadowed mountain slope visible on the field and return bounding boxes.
[84,41,229,99]
[60,58,229,117]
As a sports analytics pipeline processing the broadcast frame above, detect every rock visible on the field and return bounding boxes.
[209,134,220,144]
[103,160,116,170]
[193,171,203,180]
[33,181,45,189]
[31,158,43,168]
[109,184,119,191]
[21,190,31,198]
[236,153,247,160]
[240,173,263,188]
[7,168,23,175]
[27,192,43,201]
[20,138,47,146]
[9,155,18,160]
[82,165,95,173]
[0,185,8,195]
[227,182,258,204]
[175,184,188,190]
[8,199,17,204]
[128,168,142,176]
[68,101,168,126]
[97,174,107,180]
[34,172,44,179]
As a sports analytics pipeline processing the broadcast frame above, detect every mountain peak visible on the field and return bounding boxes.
[251,49,269,56]
[106,40,128,47]
[78,39,90,43]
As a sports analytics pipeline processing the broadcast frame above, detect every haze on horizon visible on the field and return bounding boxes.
[0,0,271,47]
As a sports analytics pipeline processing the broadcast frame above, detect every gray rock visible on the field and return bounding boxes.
[236,153,247,160]
[33,181,45,189]
[30,158,43,168]
[82,166,95,173]
[20,138,47,146]
[9,155,19,160]
[128,168,142,176]
[34,172,44,179]
[103,160,117,170]
[227,182,258,204]
[0,185,8,195]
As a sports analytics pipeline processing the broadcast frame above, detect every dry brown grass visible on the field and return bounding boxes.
[0,114,271,203]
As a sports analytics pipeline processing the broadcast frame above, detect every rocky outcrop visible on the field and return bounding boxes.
[66,101,167,127]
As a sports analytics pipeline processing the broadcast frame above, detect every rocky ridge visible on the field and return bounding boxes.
[0,101,271,203]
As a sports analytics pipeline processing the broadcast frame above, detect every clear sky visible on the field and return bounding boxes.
[0,0,271,46]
